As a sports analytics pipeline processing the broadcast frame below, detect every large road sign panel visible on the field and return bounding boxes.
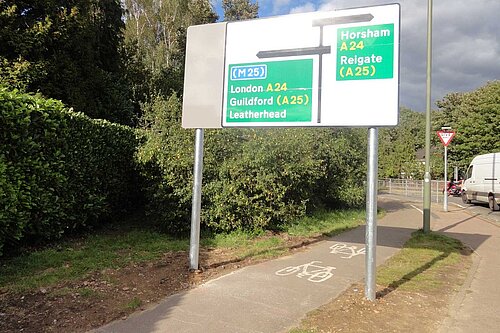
[182,4,400,129]
[222,4,400,127]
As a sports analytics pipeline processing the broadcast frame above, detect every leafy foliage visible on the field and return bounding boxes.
[202,128,366,232]
[0,0,133,124]
[122,0,218,105]
[222,0,259,21]
[379,108,426,178]
[135,93,193,232]
[434,81,500,172]
[136,94,366,234]
[0,88,139,255]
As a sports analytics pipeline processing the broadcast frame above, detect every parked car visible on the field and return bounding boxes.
[462,152,500,211]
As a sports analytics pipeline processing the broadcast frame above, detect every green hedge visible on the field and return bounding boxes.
[137,94,366,234]
[0,88,139,254]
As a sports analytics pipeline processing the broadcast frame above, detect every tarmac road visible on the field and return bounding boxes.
[447,195,500,224]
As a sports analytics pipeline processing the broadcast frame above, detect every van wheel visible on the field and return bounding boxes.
[462,192,471,204]
[489,196,499,211]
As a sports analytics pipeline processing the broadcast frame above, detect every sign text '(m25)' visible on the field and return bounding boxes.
[230,65,267,81]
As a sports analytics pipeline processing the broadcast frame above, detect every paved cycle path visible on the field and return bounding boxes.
[433,204,500,333]
[94,198,422,333]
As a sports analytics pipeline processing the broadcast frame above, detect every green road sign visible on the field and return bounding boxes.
[225,59,314,124]
[336,24,395,81]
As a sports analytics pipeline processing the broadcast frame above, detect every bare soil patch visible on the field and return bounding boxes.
[0,234,319,333]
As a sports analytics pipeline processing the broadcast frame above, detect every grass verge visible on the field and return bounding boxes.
[0,230,189,291]
[377,230,465,292]
[291,230,471,333]
[0,209,366,292]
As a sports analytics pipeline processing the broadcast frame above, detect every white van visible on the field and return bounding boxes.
[462,152,500,211]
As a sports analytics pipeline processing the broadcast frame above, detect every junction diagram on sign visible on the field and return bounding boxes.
[222,4,400,128]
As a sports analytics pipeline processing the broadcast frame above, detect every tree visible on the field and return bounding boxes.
[123,0,189,74]
[0,0,134,124]
[122,0,217,109]
[379,108,426,178]
[434,81,500,172]
[222,0,258,21]
[190,0,219,25]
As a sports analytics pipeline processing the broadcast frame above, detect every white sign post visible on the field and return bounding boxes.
[437,129,456,212]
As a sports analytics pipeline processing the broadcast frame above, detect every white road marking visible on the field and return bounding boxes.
[410,204,423,214]
[329,243,365,259]
[275,261,336,283]
[450,202,466,209]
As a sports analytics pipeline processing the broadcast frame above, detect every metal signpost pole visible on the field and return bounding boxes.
[365,127,378,301]
[189,128,204,270]
[443,144,448,212]
[423,0,433,233]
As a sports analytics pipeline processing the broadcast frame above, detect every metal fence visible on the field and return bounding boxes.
[378,178,447,203]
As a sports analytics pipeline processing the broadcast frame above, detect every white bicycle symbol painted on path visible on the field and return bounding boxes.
[329,243,365,259]
[275,261,336,283]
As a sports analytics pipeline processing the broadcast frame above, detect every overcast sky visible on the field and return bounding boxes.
[212,0,500,112]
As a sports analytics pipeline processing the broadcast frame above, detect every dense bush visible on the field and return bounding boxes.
[137,94,367,234]
[203,128,367,232]
[0,88,139,254]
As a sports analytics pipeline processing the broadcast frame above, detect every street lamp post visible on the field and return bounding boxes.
[423,0,433,233]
